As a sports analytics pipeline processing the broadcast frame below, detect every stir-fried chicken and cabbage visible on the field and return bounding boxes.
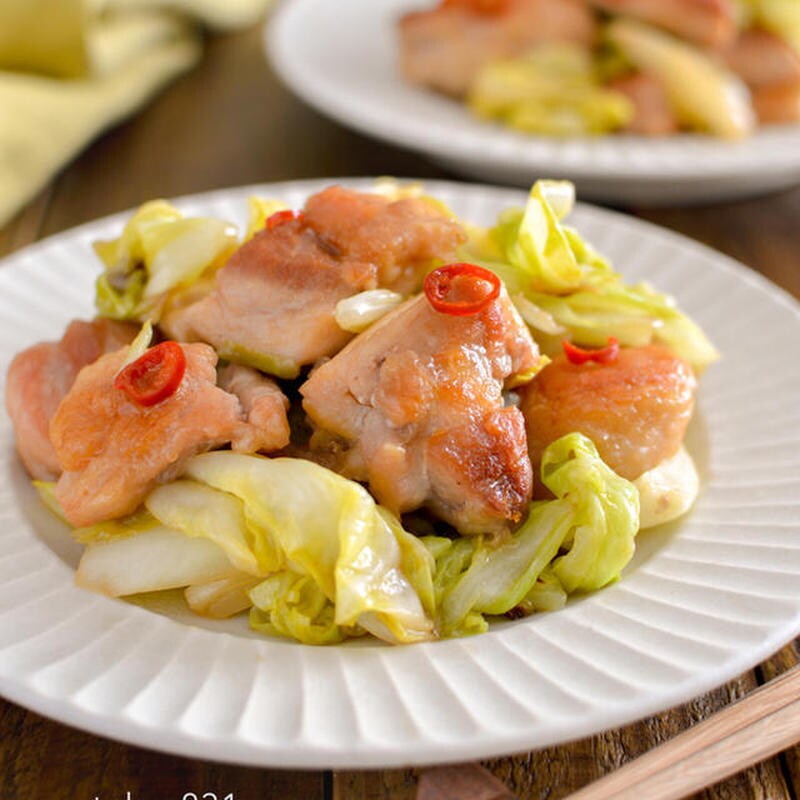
[399,0,800,137]
[4,181,717,644]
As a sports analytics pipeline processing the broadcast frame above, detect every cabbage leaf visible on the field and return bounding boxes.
[471,180,719,370]
[433,433,640,636]
[94,200,238,322]
[244,196,289,241]
[184,452,436,644]
[468,44,633,136]
[545,433,640,593]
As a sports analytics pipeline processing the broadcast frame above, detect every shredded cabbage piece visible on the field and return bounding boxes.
[606,18,755,138]
[94,200,238,322]
[145,479,265,576]
[250,572,350,645]
[335,289,405,333]
[545,434,640,593]
[466,180,719,370]
[468,44,633,136]
[184,452,436,644]
[431,433,639,636]
[519,568,567,614]
[748,0,800,53]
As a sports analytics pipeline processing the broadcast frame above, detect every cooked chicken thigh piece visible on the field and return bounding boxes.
[5,318,137,480]
[301,285,539,536]
[217,363,290,454]
[722,28,800,89]
[399,0,596,96]
[50,343,289,527]
[164,187,465,377]
[518,344,696,482]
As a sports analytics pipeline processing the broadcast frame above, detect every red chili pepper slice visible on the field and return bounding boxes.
[265,209,303,230]
[423,263,502,317]
[441,0,510,14]
[114,341,187,407]
[562,337,620,366]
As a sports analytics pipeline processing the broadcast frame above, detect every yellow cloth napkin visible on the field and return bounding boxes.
[0,0,272,227]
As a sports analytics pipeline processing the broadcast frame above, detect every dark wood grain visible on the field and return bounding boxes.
[0,698,324,800]
[331,666,795,800]
[1,16,799,800]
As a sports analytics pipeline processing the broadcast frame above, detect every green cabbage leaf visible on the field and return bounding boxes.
[431,433,640,636]
[94,200,238,322]
[468,44,633,136]
[183,452,436,644]
[464,180,719,370]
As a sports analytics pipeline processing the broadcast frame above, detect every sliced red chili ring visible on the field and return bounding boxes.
[114,341,187,407]
[442,0,510,14]
[423,263,502,317]
[265,209,303,230]
[562,337,620,366]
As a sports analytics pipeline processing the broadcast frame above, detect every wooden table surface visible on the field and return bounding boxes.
[2,17,800,800]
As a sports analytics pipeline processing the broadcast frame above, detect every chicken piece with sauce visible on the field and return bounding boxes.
[50,342,290,528]
[5,318,138,480]
[399,0,597,96]
[301,264,540,536]
[164,187,465,378]
[518,343,696,482]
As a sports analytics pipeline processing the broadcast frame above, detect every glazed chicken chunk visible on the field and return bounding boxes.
[301,283,539,536]
[518,344,696,482]
[5,318,138,480]
[164,187,465,377]
[50,342,289,527]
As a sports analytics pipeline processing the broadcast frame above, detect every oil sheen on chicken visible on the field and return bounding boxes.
[518,344,696,482]
[50,342,289,527]
[300,286,539,536]
[164,187,465,376]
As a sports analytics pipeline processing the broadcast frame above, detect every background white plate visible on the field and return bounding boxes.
[267,0,800,206]
[1,178,799,769]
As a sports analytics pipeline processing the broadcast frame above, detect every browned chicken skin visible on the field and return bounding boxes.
[5,319,138,480]
[301,287,539,536]
[164,187,465,376]
[518,344,696,482]
[304,187,466,294]
[50,343,290,527]
[399,0,597,96]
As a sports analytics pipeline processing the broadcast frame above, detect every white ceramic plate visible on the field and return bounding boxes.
[267,0,800,205]
[1,178,799,769]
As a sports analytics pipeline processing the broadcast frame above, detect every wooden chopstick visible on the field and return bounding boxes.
[416,666,800,800]
[563,665,800,800]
